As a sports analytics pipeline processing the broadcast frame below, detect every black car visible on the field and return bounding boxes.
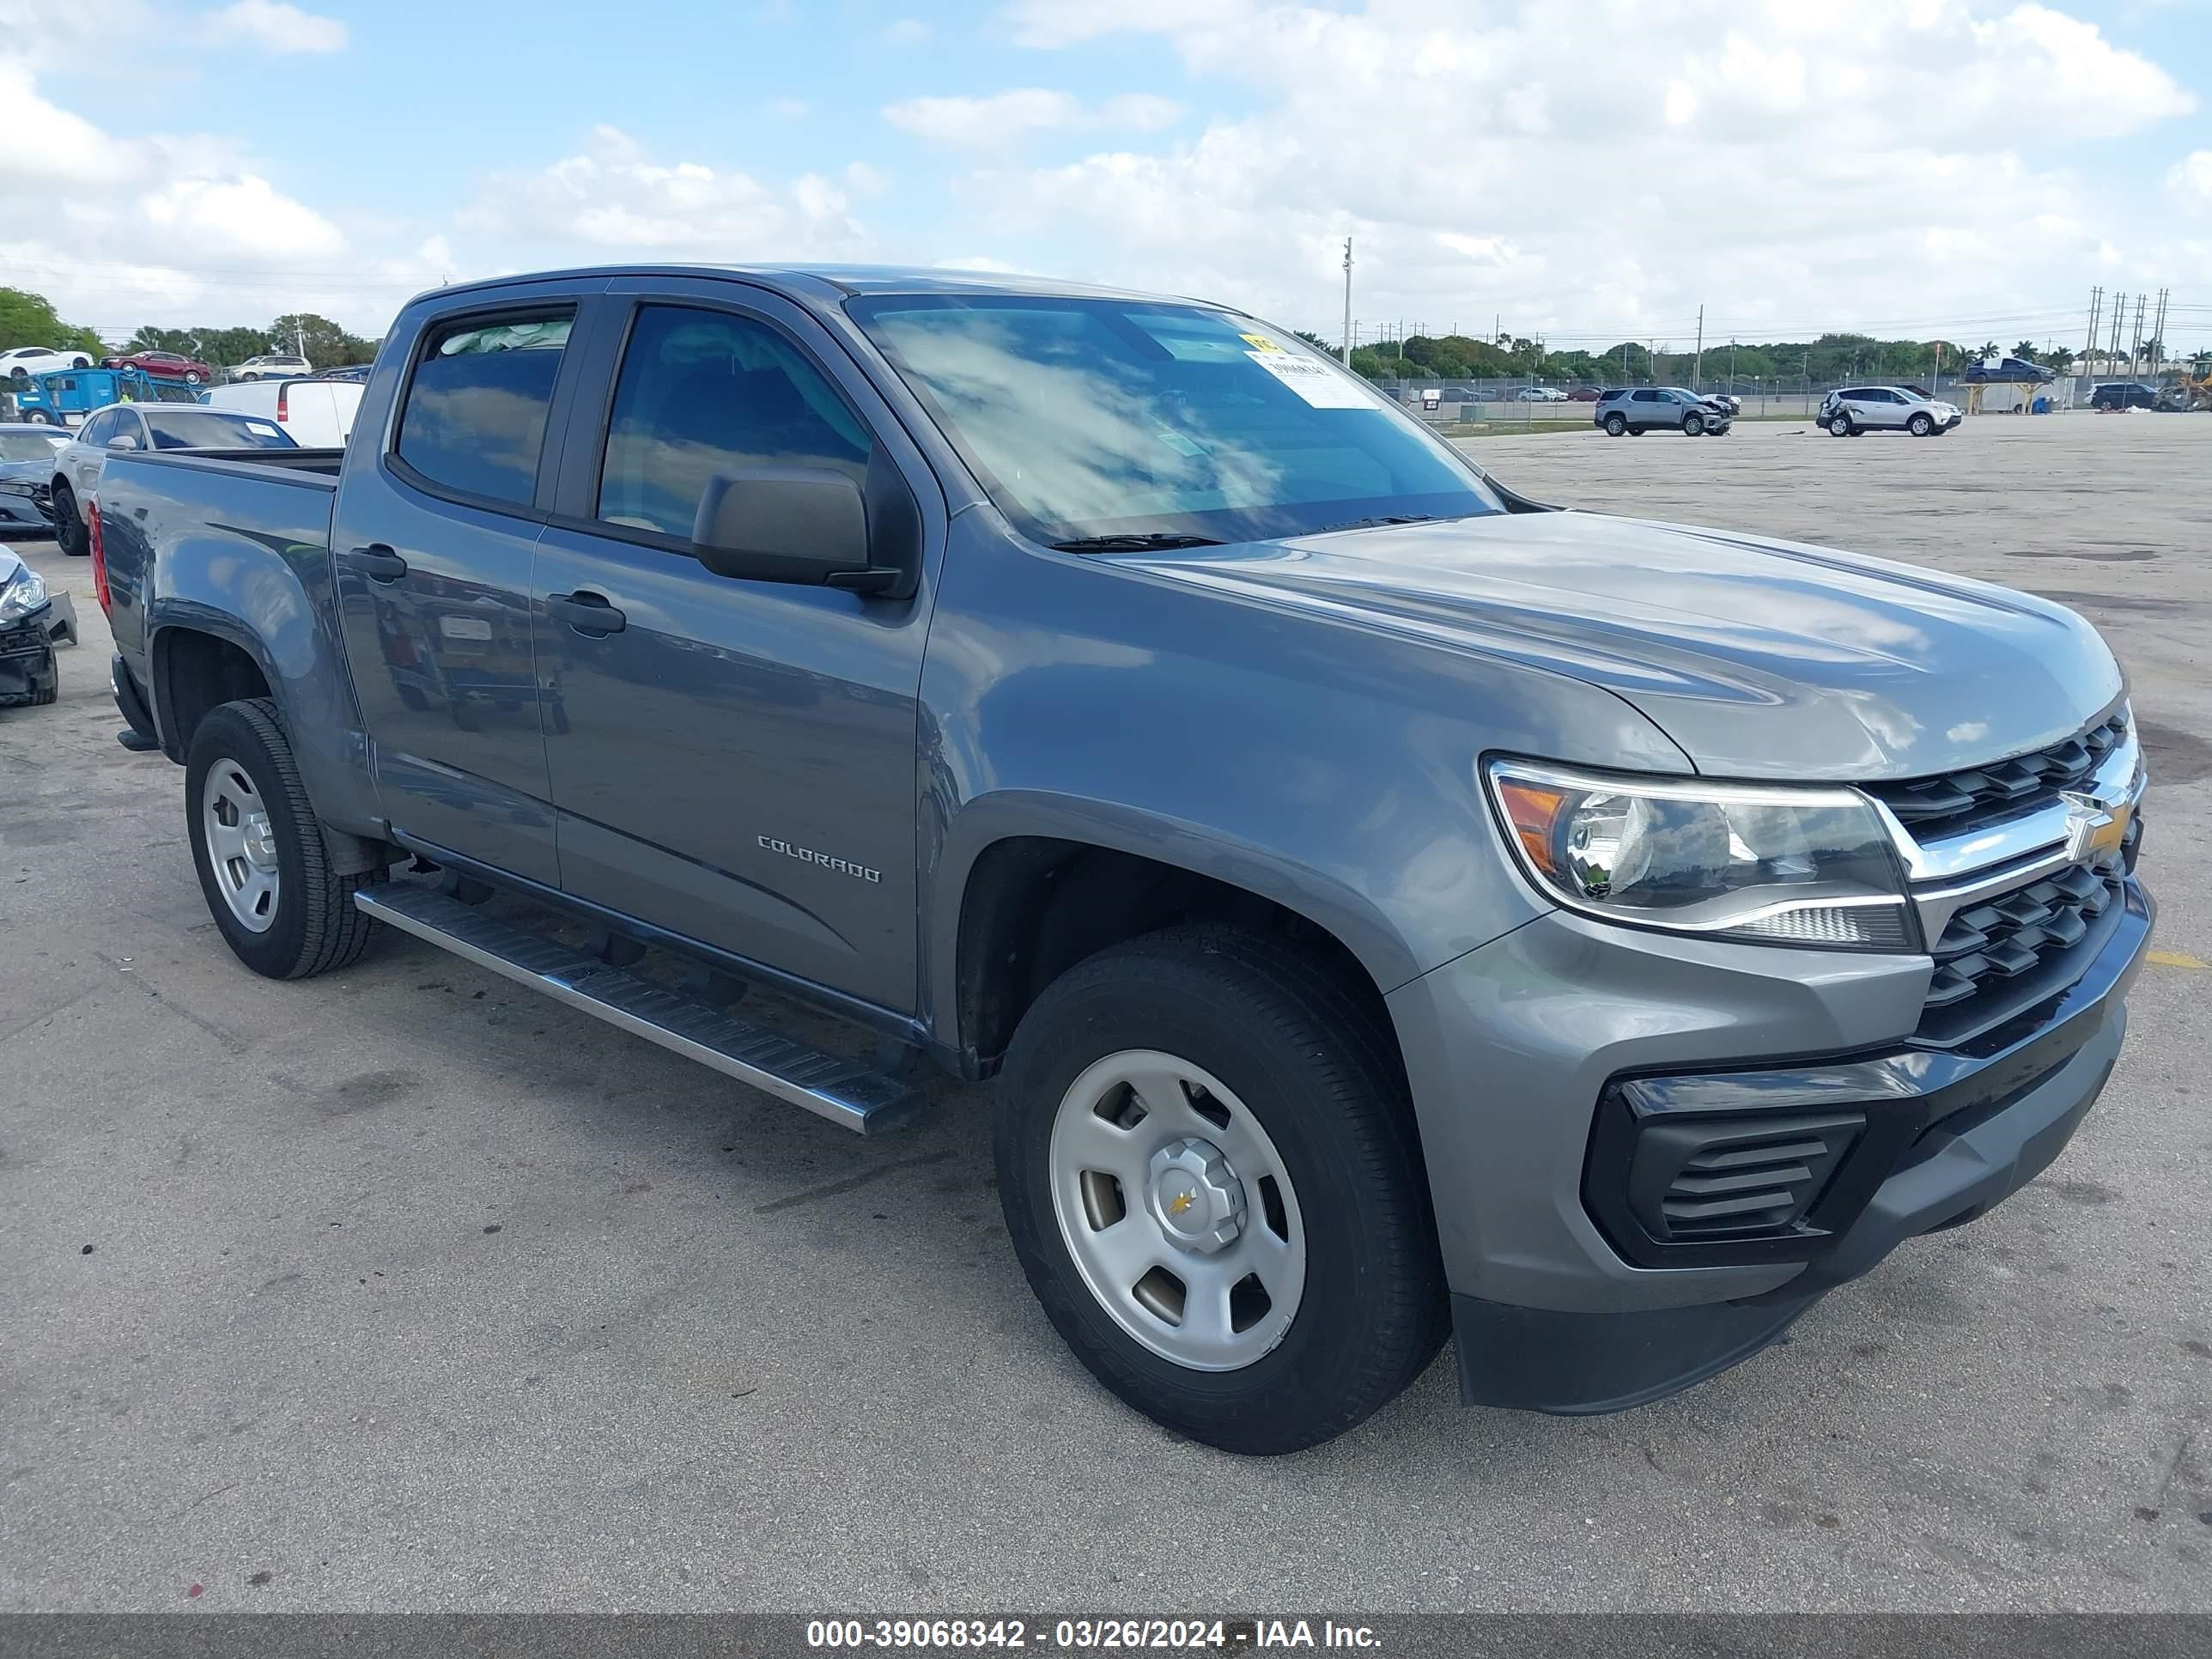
[0,544,58,707]
[2089,381,2157,411]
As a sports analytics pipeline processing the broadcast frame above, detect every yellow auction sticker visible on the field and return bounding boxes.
[1240,332,1285,353]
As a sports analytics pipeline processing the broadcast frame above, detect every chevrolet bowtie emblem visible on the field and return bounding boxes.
[1168,1192,1195,1217]
[2060,790,2132,866]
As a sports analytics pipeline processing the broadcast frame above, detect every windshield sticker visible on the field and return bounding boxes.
[1154,425,1208,458]
[1240,332,1285,353]
[1244,350,1370,409]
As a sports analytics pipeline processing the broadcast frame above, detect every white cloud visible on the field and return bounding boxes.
[973,1,2197,340]
[2170,150,2212,215]
[883,87,1182,149]
[207,0,347,53]
[459,126,869,259]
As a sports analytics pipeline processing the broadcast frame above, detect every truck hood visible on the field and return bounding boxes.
[1119,511,2122,781]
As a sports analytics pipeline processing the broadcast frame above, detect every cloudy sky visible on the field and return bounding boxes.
[3,0,2209,354]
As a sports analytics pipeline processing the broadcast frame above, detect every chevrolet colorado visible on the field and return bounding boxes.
[92,266,2153,1454]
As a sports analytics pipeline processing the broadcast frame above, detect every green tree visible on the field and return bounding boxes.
[0,287,102,356]
[268,313,377,370]
[2012,341,2039,364]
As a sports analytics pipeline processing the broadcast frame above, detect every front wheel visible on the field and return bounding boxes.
[51,480,85,555]
[185,698,384,979]
[1908,412,1934,436]
[1683,412,1705,436]
[24,409,53,426]
[995,927,1447,1455]
[1603,413,1626,436]
[70,356,89,369]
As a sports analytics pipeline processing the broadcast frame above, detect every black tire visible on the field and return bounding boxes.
[1908,412,1933,436]
[1828,414,1854,437]
[1629,425,1645,434]
[50,481,86,555]
[70,356,89,369]
[1683,412,1705,436]
[995,926,1447,1455]
[23,666,57,706]
[185,698,383,979]
[1603,413,1626,436]
[185,371,202,386]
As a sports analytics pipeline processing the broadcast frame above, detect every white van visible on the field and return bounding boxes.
[202,377,363,448]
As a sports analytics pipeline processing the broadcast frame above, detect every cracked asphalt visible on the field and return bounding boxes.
[2,412,2207,1613]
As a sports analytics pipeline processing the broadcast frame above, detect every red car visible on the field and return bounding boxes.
[1566,387,1601,401]
[100,349,213,385]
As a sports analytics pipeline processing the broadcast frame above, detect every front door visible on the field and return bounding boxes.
[331,289,597,886]
[530,284,939,1012]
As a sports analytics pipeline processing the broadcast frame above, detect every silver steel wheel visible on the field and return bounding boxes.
[201,759,281,933]
[1048,1049,1306,1371]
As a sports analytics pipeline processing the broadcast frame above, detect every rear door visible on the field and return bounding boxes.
[1629,388,1662,428]
[330,281,603,885]
[528,278,943,1011]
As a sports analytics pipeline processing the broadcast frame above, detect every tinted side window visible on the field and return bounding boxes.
[597,304,872,540]
[1632,389,1658,403]
[395,311,573,507]
[77,409,115,445]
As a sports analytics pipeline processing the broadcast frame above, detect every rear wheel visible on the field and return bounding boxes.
[995,927,1446,1455]
[1828,414,1854,437]
[185,698,384,979]
[51,481,85,555]
[184,370,203,386]
[1603,412,1626,436]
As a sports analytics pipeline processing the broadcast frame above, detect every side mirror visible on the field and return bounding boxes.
[106,434,137,451]
[691,465,896,593]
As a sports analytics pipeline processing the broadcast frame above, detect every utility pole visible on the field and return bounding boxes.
[1340,237,1353,366]
[2128,293,2146,378]
[1728,337,1735,395]
[1692,305,1704,392]
[2150,287,2169,376]
[2083,286,2102,377]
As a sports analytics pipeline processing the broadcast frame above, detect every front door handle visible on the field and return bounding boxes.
[346,544,409,582]
[547,591,626,636]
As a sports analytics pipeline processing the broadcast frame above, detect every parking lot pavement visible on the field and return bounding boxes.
[3,412,2209,1613]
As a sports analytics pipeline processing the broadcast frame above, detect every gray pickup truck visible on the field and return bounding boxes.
[92,266,2153,1455]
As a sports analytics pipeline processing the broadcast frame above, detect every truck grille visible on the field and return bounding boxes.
[1865,710,2128,839]
[1917,857,2126,1045]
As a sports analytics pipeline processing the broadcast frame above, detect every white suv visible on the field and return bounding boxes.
[231,354,313,382]
[1820,385,1961,438]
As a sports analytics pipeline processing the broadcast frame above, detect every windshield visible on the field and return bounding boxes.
[143,410,296,449]
[0,432,67,462]
[847,295,1500,545]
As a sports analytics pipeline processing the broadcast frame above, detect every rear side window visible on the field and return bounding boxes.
[77,409,116,445]
[596,304,872,541]
[1632,389,1658,402]
[395,311,574,507]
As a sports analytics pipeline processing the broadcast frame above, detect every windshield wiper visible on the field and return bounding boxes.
[1048,532,1226,552]
[1307,514,1441,534]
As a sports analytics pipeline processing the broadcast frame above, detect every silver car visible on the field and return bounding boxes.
[1820,384,1962,437]
[48,404,295,555]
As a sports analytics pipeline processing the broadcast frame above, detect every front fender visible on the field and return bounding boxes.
[915,511,1693,1045]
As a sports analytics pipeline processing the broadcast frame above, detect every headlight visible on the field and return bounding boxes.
[0,565,49,623]
[1485,759,1914,951]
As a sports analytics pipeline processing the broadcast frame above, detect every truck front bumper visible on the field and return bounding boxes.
[1386,869,2154,1414]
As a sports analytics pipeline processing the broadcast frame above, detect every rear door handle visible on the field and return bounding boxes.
[547,591,626,636]
[345,544,409,582]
